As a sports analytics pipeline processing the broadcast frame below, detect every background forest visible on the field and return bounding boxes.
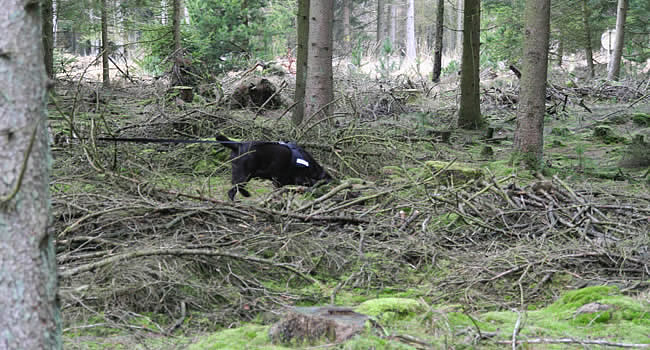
[3,0,649,348]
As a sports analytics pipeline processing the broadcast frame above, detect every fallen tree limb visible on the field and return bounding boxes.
[496,338,650,348]
[59,247,320,285]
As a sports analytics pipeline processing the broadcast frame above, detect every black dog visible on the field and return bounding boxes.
[216,135,332,200]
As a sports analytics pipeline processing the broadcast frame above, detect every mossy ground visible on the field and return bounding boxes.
[65,286,649,349]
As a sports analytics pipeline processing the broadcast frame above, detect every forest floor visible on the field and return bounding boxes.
[51,55,649,349]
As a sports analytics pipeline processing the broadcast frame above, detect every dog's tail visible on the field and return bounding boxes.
[216,134,239,151]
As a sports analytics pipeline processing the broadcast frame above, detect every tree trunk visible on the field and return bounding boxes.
[457,0,481,129]
[607,0,627,81]
[581,0,594,78]
[42,0,54,79]
[377,0,385,45]
[53,0,59,48]
[172,0,182,52]
[343,0,351,51]
[405,0,416,62]
[389,3,397,49]
[304,0,334,121]
[292,0,310,125]
[161,0,167,25]
[101,0,110,87]
[0,0,61,348]
[514,0,551,170]
[557,35,563,67]
[432,0,444,82]
[456,0,463,55]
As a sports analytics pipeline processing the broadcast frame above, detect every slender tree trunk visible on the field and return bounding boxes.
[377,0,385,44]
[456,0,463,55]
[292,0,310,125]
[0,0,61,348]
[432,0,444,82]
[405,0,416,62]
[514,0,550,170]
[42,0,54,79]
[581,0,594,78]
[557,35,563,67]
[388,3,397,48]
[53,0,58,48]
[607,0,627,81]
[183,2,190,24]
[343,0,351,51]
[172,0,182,52]
[161,0,167,24]
[101,0,109,87]
[457,0,481,129]
[304,0,334,121]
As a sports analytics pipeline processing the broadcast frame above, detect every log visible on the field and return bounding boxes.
[269,306,369,345]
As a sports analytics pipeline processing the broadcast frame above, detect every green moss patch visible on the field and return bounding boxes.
[188,324,288,350]
[355,298,425,318]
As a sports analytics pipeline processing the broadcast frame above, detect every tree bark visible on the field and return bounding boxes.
[101,0,110,87]
[172,0,182,52]
[343,0,351,51]
[405,0,416,62]
[42,0,54,79]
[581,0,594,78]
[432,0,444,82]
[607,0,627,81]
[292,0,310,125]
[0,0,61,348]
[377,0,385,44]
[388,3,397,48]
[304,0,334,121]
[557,35,563,67]
[514,0,551,170]
[457,0,482,129]
[456,0,463,54]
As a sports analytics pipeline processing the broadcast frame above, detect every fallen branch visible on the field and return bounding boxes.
[59,247,319,285]
[496,338,650,348]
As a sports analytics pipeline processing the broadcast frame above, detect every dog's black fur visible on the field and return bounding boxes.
[216,134,332,200]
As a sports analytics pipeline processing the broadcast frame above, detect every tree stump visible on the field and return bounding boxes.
[269,306,369,345]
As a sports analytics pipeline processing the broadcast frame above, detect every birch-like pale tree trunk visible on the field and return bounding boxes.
[607,0,627,81]
[405,0,416,62]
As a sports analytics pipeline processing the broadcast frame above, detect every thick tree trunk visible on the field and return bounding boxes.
[432,0,444,82]
[405,0,416,61]
[457,0,481,129]
[172,0,182,52]
[101,0,110,87]
[343,0,351,51]
[607,0,627,81]
[292,0,310,125]
[42,0,54,79]
[514,0,551,170]
[377,0,385,44]
[0,0,61,348]
[304,0,334,121]
[581,0,594,78]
